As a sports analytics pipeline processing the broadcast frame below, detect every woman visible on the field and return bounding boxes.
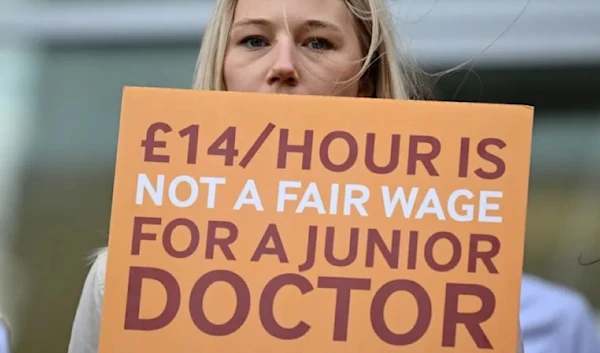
[67,0,524,352]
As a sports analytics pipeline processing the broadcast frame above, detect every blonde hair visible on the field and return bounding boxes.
[192,0,428,99]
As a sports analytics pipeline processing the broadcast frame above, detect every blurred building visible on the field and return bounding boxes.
[0,0,599,352]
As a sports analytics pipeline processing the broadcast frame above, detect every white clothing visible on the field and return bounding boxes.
[67,251,106,353]
[520,273,600,353]
[0,318,11,353]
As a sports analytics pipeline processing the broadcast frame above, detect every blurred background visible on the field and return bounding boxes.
[0,0,599,352]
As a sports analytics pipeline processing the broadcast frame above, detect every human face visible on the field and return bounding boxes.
[223,0,367,97]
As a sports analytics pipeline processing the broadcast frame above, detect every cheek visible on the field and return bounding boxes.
[222,53,237,90]
[223,50,247,90]
[223,50,266,91]
[305,56,363,96]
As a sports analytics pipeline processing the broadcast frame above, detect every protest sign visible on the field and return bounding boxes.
[98,86,533,353]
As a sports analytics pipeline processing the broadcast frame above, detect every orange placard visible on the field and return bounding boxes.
[99,86,534,353]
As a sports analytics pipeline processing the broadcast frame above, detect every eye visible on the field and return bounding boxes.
[305,37,333,51]
[240,36,269,49]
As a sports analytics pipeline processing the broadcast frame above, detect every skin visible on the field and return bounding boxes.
[223,0,369,97]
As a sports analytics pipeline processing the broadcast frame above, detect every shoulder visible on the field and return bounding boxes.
[520,273,594,320]
[90,248,108,297]
[520,274,600,352]
[67,248,108,353]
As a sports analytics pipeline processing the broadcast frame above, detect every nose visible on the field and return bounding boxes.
[266,40,299,87]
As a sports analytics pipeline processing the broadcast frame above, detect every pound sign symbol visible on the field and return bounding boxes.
[141,122,172,162]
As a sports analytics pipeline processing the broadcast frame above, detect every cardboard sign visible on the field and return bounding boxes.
[99,86,533,353]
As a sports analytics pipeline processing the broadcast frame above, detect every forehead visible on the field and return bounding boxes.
[233,0,355,26]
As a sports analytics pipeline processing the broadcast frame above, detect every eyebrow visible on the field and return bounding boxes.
[232,18,342,33]
[233,18,271,28]
[304,19,342,32]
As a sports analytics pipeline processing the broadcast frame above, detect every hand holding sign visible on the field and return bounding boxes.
[99,87,533,353]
